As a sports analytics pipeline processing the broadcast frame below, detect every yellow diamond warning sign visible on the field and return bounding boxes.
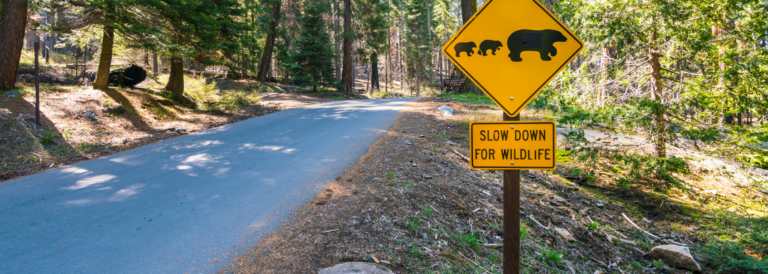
[470,121,557,170]
[443,0,583,117]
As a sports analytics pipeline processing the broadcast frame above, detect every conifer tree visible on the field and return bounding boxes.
[288,0,335,92]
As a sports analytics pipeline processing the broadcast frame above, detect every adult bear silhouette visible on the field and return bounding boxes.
[454,42,477,57]
[108,65,147,87]
[479,40,503,56]
[507,29,567,62]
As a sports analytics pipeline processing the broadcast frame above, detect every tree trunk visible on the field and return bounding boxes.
[165,55,194,106]
[334,2,342,83]
[386,23,390,94]
[152,52,159,75]
[93,26,114,89]
[371,52,379,91]
[257,0,282,82]
[649,28,666,158]
[340,0,353,93]
[0,0,27,90]
[449,0,477,93]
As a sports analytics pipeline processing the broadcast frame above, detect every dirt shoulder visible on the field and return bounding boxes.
[224,99,767,274]
[0,83,338,183]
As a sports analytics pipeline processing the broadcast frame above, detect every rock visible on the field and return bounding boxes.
[3,90,21,98]
[346,219,360,226]
[553,195,566,203]
[437,105,453,116]
[554,227,576,242]
[106,105,126,115]
[318,262,394,274]
[595,203,604,207]
[81,111,99,120]
[362,255,379,263]
[650,244,702,272]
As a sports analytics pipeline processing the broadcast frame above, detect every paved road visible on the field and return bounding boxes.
[0,98,412,274]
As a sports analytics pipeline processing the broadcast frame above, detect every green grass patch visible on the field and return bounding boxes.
[77,142,106,153]
[385,172,395,179]
[556,149,572,163]
[456,231,481,250]
[439,93,495,106]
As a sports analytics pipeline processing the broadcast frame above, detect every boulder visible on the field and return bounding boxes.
[437,105,453,116]
[554,227,576,242]
[318,262,394,274]
[3,90,22,98]
[650,244,702,272]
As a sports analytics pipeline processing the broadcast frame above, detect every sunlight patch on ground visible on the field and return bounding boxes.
[65,174,116,190]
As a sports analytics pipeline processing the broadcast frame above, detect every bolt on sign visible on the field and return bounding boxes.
[470,121,557,170]
[442,0,583,117]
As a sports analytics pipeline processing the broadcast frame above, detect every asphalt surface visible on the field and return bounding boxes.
[0,98,413,274]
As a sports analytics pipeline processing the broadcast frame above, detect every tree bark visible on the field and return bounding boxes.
[449,0,477,93]
[334,2,342,83]
[152,52,159,75]
[340,0,353,93]
[93,26,114,89]
[649,28,666,158]
[257,0,282,82]
[0,0,28,90]
[371,52,379,91]
[165,55,194,106]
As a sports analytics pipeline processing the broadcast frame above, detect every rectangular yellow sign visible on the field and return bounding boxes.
[470,121,557,170]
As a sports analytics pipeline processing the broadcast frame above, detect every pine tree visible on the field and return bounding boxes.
[288,0,335,92]
[359,0,390,92]
[405,0,434,96]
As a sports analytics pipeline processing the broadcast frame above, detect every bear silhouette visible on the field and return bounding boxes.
[108,65,147,87]
[479,40,503,56]
[507,29,567,62]
[454,42,477,57]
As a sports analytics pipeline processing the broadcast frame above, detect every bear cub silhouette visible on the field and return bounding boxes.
[507,29,567,62]
[479,40,503,56]
[454,42,477,57]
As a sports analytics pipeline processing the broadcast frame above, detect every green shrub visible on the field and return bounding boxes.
[385,172,396,179]
[39,128,58,145]
[220,91,260,110]
[457,231,481,250]
[372,91,388,99]
[541,247,565,263]
[77,142,106,153]
[702,240,768,273]
[185,78,219,108]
